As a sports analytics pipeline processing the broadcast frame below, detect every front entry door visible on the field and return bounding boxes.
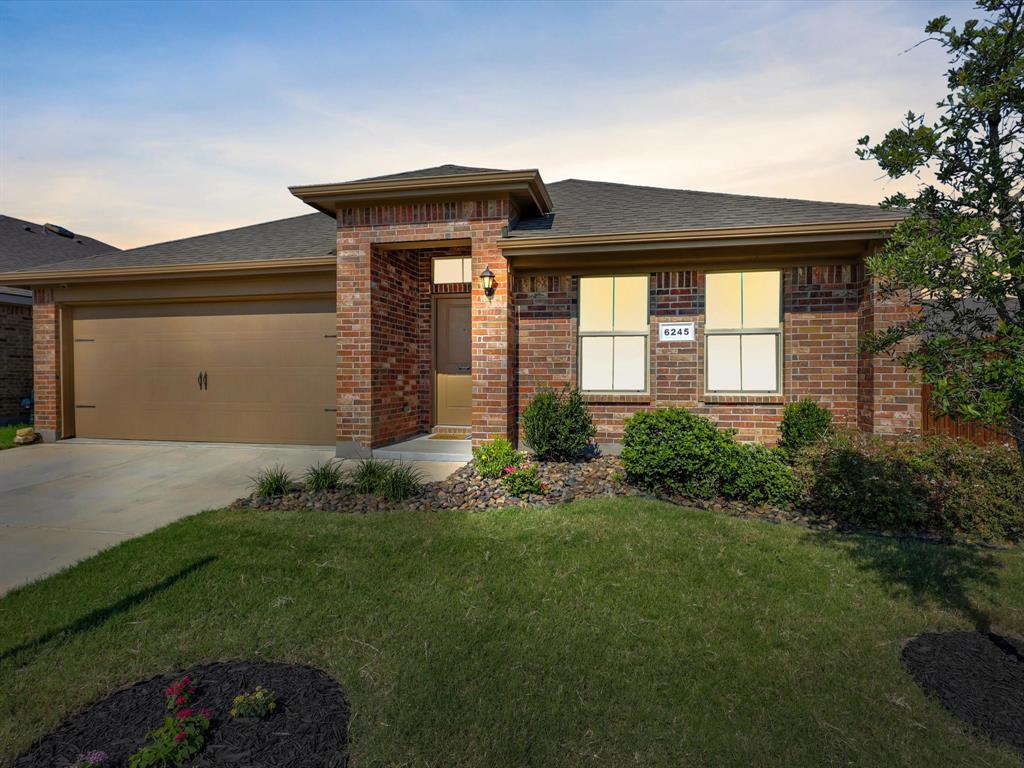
[435,296,471,426]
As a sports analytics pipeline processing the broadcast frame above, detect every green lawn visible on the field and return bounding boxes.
[0,424,29,450]
[1,500,1022,767]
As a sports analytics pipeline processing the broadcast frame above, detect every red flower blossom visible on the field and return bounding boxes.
[174,731,186,743]
[175,695,187,706]
[176,707,193,718]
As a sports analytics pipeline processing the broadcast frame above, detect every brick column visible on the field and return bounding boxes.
[470,221,516,445]
[857,275,922,435]
[335,235,373,458]
[32,287,62,441]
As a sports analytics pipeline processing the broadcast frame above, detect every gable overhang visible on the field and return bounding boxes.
[499,219,901,270]
[289,169,553,219]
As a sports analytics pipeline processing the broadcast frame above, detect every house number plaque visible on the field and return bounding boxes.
[658,322,695,341]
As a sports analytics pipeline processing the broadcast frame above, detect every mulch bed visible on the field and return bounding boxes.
[902,631,1024,757]
[14,661,349,768]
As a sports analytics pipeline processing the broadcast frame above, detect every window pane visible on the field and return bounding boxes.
[614,276,648,331]
[580,336,614,390]
[741,334,778,391]
[706,334,742,391]
[706,272,742,329]
[742,271,781,328]
[433,257,463,284]
[613,336,646,390]
[579,277,613,332]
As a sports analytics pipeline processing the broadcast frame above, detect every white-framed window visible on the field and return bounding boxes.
[704,270,782,393]
[432,256,472,284]
[578,275,649,392]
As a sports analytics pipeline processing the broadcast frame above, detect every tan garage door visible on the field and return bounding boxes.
[71,299,336,445]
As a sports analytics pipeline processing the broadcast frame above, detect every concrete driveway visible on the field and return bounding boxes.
[0,439,462,595]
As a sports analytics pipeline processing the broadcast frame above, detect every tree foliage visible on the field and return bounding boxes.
[857,0,1024,462]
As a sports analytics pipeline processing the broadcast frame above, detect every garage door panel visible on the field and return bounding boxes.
[72,299,335,445]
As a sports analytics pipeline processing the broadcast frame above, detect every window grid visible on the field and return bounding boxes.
[704,271,783,394]
[578,276,650,393]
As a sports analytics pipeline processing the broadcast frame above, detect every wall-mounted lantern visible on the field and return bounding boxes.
[480,265,496,298]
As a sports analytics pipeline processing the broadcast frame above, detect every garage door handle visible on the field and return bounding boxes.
[202,371,208,390]
[198,371,203,390]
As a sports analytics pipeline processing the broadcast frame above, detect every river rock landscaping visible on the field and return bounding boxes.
[13,661,349,768]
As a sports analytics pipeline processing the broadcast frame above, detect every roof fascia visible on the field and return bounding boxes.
[0,256,337,286]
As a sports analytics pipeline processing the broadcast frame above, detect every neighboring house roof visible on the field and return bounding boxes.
[0,214,119,273]
[508,179,902,238]
[6,212,337,275]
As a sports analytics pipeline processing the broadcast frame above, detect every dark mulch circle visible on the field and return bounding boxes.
[902,631,1024,757]
[14,660,349,768]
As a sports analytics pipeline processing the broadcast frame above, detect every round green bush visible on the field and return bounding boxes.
[621,409,737,498]
[720,443,799,507]
[521,388,596,461]
[473,437,523,479]
[778,399,832,459]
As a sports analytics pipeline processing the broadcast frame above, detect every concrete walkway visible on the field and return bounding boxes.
[0,439,464,595]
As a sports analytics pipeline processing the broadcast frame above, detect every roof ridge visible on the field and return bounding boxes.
[550,177,893,212]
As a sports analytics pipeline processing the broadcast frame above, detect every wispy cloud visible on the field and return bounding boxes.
[0,0,966,248]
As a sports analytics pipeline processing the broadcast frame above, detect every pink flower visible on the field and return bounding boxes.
[174,731,186,743]
[175,695,186,706]
[503,466,516,474]
[176,707,193,718]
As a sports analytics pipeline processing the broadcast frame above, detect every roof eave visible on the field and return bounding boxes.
[499,219,902,256]
[0,255,337,286]
[289,169,553,218]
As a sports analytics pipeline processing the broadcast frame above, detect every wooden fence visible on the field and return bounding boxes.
[921,384,1013,445]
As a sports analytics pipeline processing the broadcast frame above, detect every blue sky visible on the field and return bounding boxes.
[0,0,972,248]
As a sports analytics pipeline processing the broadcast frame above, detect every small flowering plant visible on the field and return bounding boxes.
[501,464,543,497]
[163,675,196,711]
[128,707,212,768]
[73,751,108,767]
[230,685,278,719]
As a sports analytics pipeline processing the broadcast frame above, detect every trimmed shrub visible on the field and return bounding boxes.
[721,443,800,507]
[304,459,345,492]
[521,388,597,461]
[621,409,737,498]
[473,437,523,479]
[796,431,1024,541]
[778,399,832,459]
[248,465,293,498]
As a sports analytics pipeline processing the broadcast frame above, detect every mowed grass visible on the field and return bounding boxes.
[0,424,29,450]
[1,499,1022,767]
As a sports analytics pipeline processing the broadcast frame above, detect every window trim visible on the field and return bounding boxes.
[577,274,651,394]
[703,269,784,395]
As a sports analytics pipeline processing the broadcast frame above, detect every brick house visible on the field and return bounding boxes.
[0,215,118,425]
[0,165,918,456]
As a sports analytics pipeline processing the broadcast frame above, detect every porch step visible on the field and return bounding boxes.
[373,434,472,463]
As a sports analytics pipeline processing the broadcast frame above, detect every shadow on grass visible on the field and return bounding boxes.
[811,530,1004,633]
[0,555,217,663]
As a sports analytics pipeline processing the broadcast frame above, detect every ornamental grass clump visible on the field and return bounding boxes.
[304,459,345,492]
[248,465,293,498]
[350,459,392,495]
[230,685,277,719]
[473,437,523,478]
[377,462,423,502]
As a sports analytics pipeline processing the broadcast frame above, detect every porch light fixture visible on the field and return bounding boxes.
[480,265,496,297]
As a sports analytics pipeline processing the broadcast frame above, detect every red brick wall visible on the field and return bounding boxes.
[857,275,922,435]
[335,200,513,454]
[32,288,61,439]
[0,301,33,423]
[514,264,873,445]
